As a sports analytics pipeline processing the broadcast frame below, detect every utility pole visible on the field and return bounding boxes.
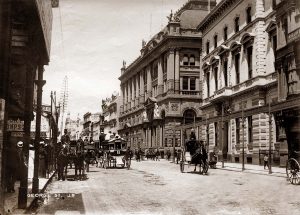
[32,65,46,194]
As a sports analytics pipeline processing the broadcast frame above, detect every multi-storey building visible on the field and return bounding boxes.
[118,0,216,154]
[274,0,300,165]
[197,0,278,165]
[65,113,82,141]
[82,112,100,141]
[100,94,121,146]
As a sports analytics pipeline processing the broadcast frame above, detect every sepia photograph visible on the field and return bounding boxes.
[0,0,300,214]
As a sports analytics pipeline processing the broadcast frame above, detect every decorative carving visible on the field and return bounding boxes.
[142,109,148,121]
[167,10,173,22]
[171,103,179,111]
[153,103,160,119]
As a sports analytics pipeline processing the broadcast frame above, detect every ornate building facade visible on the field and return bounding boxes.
[197,0,278,165]
[118,0,216,154]
[274,0,300,166]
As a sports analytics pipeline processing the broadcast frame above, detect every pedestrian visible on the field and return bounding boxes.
[57,145,68,181]
[176,150,181,164]
[174,150,178,162]
[264,153,269,170]
[5,140,20,193]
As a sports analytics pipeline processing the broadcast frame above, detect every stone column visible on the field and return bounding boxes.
[174,49,180,94]
[147,66,152,98]
[167,48,175,94]
[131,77,135,108]
[157,56,163,97]
[124,82,128,111]
[140,71,145,103]
[135,75,139,106]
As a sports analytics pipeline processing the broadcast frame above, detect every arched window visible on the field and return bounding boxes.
[183,109,196,124]
[189,55,195,66]
[183,54,189,66]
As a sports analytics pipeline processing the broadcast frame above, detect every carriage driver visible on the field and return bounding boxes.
[61,129,70,149]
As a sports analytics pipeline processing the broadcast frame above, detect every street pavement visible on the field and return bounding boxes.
[34,160,300,215]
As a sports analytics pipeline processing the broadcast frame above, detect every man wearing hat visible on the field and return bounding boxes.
[61,129,70,149]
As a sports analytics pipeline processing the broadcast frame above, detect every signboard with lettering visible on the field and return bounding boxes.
[7,118,24,132]
[35,0,53,59]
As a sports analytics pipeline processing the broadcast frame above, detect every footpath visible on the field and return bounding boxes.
[215,162,286,178]
[4,171,55,215]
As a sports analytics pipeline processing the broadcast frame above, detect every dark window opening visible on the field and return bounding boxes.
[214,122,218,146]
[247,46,253,79]
[224,26,228,41]
[246,7,252,24]
[190,77,196,90]
[235,17,240,33]
[214,34,218,48]
[235,53,240,84]
[183,76,189,90]
[183,109,196,124]
[248,116,253,144]
[206,72,210,97]
[236,118,240,144]
[206,41,210,54]
[224,60,228,87]
[214,67,218,91]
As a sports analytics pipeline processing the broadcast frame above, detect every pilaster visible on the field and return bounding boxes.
[146,66,152,98]
[174,49,180,94]
[157,57,163,97]
[167,49,175,94]
[139,71,145,103]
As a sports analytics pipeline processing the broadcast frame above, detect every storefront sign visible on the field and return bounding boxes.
[7,118,24,132]
[11,132,24,137]
[288,28,300,43]
[35,0,53,58]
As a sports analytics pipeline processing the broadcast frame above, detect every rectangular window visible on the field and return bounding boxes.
[206,125,209,145]
[236,118,240,144]
[235,53,240,84]
[206,41,210,54]
[206,72,210,97]
[246,7,251,24]
[183,76,189,90]
[214,67,218,91]
[247,46,253,79]
[235,17,240,33]
[215,122,218,146]
[224,60,228,87]
[224,26,228,41]
[214,35,218,49]
[248,116,253,144]
[283,18,288,42]
[190,77,196,91]
[272,35,277,53]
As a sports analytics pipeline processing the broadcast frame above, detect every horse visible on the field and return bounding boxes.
[186,139,208,174]
[74,150,85,180]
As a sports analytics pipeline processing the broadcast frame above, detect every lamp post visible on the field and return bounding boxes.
[268,96,273,174]
[242,102,245,171]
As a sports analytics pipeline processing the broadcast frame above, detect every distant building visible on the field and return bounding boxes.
[65,113,82,141]
[100,93,121,147]
[118,0,217,153]
[82,112,100,141]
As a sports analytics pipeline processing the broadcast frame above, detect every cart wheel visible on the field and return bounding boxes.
[180,161,184,173]
[286,158,300,185]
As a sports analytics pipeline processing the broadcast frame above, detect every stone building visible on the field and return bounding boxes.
[197,0,278,165]
[100,94,121,147]
[118,0,217,154]
[0,0,54,210]
[82,112,100,141]
[65,113,82,141]
[274,0,300,166]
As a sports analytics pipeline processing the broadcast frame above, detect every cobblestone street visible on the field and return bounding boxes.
[34,160,300,215]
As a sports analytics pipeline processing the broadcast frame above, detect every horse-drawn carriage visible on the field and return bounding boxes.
[98,136,131,169]
[286,150,300,185]
[179,131,209,174]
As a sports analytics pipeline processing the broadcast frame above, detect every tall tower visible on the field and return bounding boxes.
[59,76,68,137]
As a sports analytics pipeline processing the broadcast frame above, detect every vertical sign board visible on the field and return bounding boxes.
[35,0,53,58]
[0,99,5,182]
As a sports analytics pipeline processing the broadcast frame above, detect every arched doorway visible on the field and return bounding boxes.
[183,109,196,125]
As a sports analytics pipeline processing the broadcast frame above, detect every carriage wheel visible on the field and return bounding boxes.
[180,161,184,173]
[286,158,300,185]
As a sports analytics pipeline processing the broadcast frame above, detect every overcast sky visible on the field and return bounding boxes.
[43,0,187,118]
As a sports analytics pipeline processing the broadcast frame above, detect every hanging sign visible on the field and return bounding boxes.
[7,118,24,132]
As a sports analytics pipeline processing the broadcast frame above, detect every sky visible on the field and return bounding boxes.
[43,0,187,119]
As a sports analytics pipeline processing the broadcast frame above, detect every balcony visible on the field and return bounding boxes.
[180,90,200,96]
